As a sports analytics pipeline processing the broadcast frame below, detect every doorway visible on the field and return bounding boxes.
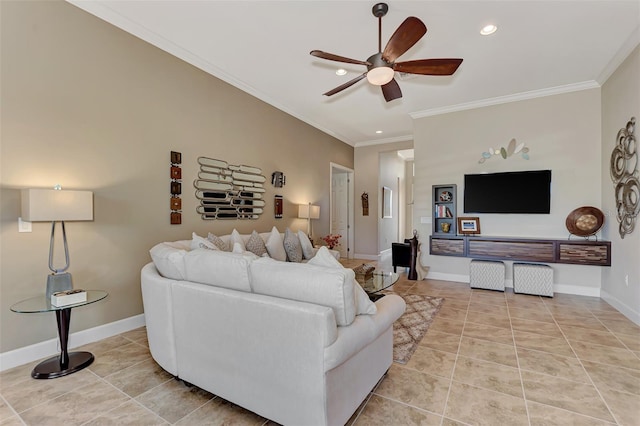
[330,163,354,259]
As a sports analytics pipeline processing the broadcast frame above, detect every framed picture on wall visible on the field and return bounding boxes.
[457,217,481,235]
[382,186,392,219]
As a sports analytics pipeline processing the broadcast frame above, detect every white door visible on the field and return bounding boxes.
[331,171,349,258]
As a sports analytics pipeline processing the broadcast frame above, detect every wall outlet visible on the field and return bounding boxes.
[420,216,432,224]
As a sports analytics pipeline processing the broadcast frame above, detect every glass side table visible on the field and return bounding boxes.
[11,290,108,379]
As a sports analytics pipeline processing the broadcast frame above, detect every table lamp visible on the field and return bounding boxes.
[298,203,320,239]
[21,187,94,299]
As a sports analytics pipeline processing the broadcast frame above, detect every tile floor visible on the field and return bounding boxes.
[1,263,639,425]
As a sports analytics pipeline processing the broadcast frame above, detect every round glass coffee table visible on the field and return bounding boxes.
[359,272,399,301]
[11,290,108,379]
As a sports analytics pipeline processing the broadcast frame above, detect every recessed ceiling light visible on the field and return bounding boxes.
[375,130,383,134]
[480,24,498,35]
[336,69,347,76]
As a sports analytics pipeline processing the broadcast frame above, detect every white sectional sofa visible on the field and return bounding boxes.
[142,239,406,426]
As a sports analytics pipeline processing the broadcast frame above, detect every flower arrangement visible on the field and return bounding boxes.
[322,234,342,249]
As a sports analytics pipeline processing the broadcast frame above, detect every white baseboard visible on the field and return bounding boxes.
[600,290,640,325]
[424,272,601,297]
[0,314,145,372]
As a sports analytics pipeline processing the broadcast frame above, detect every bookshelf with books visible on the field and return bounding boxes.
[433,184,457,236]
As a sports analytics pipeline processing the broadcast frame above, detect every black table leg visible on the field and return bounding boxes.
[31,308,94,379]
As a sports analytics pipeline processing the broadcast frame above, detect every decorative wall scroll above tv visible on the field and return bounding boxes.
[193,157,266,220]
[478,138,530,163]
[170,151,182,225]
[610,116,638,239]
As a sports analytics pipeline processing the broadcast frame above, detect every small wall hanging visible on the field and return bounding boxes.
[478,138,529,163]
[361,192,369,216]
[271,171,286,188]
[274,195,283,219]
[193,157,266,220]
[170,151,182,224]
[610,116,638,239]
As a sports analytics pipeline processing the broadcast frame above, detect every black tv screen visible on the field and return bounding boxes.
[464,170,551,214]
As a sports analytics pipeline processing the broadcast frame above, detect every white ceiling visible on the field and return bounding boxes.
[68,1,639,147]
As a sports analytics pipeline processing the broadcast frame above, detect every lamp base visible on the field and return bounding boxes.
[46,273,73,300]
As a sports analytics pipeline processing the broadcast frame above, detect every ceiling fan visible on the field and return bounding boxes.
[310,2,463,102]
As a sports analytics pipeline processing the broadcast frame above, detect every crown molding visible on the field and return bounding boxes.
[354,134,413,148]
[597,26,640,85]
[410,81,601,119]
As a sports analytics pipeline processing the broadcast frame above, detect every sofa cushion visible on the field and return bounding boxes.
[265,226,287,261]
[250,257,356,326]
[184,249,254,292]
[149,241,190,280]
[246,230,268,257]
[283,228,303,262]
[297,230,315,260]
[308,247,377,316]
[230,229,246,251]
[191,232,218,251]
[207,233,229,251]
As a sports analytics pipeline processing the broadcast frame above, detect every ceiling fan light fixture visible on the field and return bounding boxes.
[367,66,395,85]
[336,68,347,76]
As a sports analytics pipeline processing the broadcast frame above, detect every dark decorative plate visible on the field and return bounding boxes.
[565,206,604,236]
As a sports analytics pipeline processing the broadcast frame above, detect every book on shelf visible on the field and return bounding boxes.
[436,205,453,218]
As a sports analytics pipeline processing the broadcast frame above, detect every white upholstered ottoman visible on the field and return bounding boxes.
[513,263,554,297]
[469,259,505,291]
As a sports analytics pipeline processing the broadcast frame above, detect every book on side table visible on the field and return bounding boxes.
[51,289,87,307]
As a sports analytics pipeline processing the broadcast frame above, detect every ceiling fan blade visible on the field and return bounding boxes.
[382,17,427,63]
[323,73,367,96]
[394,58,463,75]
[381,78,402,102]
[310,50,371,66]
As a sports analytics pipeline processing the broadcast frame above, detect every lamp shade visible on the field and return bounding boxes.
[21,189,93,222]
[298,204,320,220]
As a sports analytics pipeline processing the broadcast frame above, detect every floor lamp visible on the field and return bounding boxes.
[298,203,320,240]
[21,188,94,299]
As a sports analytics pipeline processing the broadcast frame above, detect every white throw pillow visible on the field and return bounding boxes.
[191,232,218,251]
[283,228,303,262]
[149,241,189,280]
[265,226,287,261]
[308,247,377,315]
[230,229,246,251]
[297,230,315,259]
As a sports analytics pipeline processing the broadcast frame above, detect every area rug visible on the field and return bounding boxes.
[386,293,444,364]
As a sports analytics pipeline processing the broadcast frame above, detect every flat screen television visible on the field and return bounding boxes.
[464,170,551,214]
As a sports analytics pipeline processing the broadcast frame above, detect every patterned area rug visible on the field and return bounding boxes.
[386,293,444,364]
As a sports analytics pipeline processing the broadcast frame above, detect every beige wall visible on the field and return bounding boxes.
[414,89,604,294]
[600,44,640,323]
[0,1,352,352]
[354,141,413,257]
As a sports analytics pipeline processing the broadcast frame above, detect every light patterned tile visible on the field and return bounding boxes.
[598,387,640,426]
[452,356,523,397]
[615,332,640,351]
[508,307,555,323]
[354,394,442,426]
[599,318,640,335]
[444,382,528,426]
[516,348,588,383]
[136,379,214,424]
[84,400,168,425]
[374,365,450,415]
[467,301,509,316]
[458,336,518,368]
[520,370,615,422]
[465,310,512,329]
[463,322,514,345]
[104,359,173,397]
[582,360,640,395]
[513,330,574,357]
[429,318,465,336]
[436,307,468,322]
[419,330,461,354]
[561,325,626,349]
[405,347,456,379]
[570,341,640,370]
[527,400,615,426]
[89,342,152,377]
[19,380,130,425]
[510,317,564,338]
[175,396,265,425]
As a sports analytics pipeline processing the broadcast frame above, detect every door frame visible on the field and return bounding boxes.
[329,162,355,259]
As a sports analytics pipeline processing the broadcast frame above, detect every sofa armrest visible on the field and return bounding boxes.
[324,294,406,370]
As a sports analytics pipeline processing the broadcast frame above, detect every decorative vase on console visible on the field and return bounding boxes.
[322,234,342,249]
